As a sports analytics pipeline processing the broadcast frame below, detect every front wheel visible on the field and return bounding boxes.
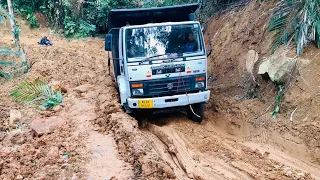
[186,103,204,123]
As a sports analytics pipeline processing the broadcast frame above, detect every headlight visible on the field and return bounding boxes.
[132,88,144,95]
[195,82,205,88]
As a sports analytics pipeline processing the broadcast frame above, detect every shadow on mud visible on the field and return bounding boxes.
[134,110,190,127]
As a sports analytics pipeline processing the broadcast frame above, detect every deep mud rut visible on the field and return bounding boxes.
[1,2,320,179]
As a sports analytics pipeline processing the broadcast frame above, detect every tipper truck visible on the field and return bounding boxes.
[105,3,210,122]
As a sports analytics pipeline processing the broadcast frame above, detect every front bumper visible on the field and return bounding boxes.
[127,90,210,109]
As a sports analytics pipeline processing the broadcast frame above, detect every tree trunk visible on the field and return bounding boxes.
[6,0,15,38]
[6,0,27,66]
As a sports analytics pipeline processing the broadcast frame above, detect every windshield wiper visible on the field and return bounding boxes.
[139,53,180,65]
[139,53,168,65]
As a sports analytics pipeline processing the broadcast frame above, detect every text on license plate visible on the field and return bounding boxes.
[138,100,153,108]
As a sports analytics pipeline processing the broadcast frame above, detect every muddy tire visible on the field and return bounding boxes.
[186,103,204,123]
[131,111,143,127]
[133,110,153,127]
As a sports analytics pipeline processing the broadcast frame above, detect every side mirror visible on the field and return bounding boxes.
[105,34,112,51]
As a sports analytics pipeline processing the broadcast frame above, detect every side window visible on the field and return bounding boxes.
[184,30,201,53]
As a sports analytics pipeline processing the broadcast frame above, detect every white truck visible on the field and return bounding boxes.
[105,3,210,122]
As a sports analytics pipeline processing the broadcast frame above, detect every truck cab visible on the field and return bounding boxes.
[105,4,210,122]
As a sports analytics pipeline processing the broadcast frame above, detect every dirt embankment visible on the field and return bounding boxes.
[1,1,320,180]
[203,1,320,178]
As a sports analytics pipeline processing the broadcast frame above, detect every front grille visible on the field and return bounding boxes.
[130,74,206,97]
[148,77,192,96]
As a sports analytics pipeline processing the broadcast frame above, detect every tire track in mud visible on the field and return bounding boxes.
[139,115,316,180]
[146,123,254,180]
[93,83,178,179]
[93,76,316,180]
[93,77,254,179]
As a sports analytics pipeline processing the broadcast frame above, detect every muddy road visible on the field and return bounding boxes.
[1,2,320,179]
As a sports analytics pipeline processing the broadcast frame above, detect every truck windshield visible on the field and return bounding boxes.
[125,23,204,62]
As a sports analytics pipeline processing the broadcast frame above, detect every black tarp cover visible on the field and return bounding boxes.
[107,3,200,32]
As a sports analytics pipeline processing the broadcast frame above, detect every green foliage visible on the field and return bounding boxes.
[63,18,96,38]
[268,0,320,55]
[0,0,40,28]
[1,0,197,38]
[0,5,16,80]
[0,59,15,66]
[271,84,284,119]
[76,20,96,38]
[17,5,40,28]
[26,13,40,28]
[0,4,6,22]
[63,17,77,37]
[0,60,14,79]
[10,79,63,109]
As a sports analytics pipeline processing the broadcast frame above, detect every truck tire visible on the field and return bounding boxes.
[130,111,143,127]
[186,103,204,123]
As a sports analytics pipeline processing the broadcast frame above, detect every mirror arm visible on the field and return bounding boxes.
[108,51,111,76]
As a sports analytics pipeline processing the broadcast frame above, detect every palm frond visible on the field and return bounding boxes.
[0,71,12,79]
[0,49,21,55]
[268,0,320,55]
[0,59,16,66]
[315,17,320,47]
[10,79,63,108]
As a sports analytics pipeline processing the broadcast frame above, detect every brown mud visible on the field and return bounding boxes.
[1,1,320,179]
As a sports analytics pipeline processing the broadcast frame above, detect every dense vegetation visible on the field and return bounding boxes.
[0,0,197,38]
[0,0,319,55]
[268,0,320,55]
[0,0,243,38]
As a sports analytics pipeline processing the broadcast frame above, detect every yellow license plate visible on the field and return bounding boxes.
[138,100,153,108]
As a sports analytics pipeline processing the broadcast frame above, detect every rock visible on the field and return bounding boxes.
[9,109,22,128]
[93,125,99,131]
[73,84,94,93]
[246,50,259,81]
[10,132,26,145]
[31,116,65,137]
[40,110,53,117]
[52,105,63,112]
[20,143,33,153]
[61,87,68,93]
[98,126,106,133]
[39,105,48,111]
[71,174,77,180]
[0,133,6,141]
[313,148,320,163]
[296,173,305,178]
[258,52,297,83]
[61,163,70,169]
[47,146,59,158]
[16,175,23,180]
[49,80,61,91]
[49,80,67,93]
